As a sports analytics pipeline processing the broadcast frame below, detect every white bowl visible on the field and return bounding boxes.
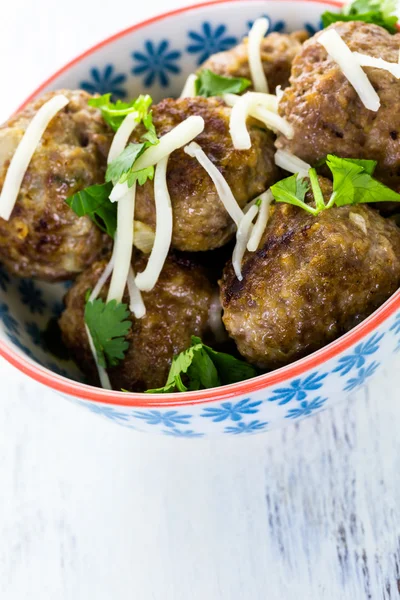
[1,0,399,437]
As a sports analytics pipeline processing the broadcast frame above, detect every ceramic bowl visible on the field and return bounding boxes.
[0,0,399,437]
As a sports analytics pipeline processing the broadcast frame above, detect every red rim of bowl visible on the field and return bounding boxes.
[2,0,398,408]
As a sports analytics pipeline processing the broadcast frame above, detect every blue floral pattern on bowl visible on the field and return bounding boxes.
[132,40,182,87]
[0,0,397,437]
[186,22,237,65]
[246,14,286,34]
[80,64,127,99]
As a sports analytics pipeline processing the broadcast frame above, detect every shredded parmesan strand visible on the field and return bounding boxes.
[135,156,173,292]
[247,190,273,252]
[275,85,284,102]
[107,112,139,163]
[86,256,115,389]
[318,29,380,112]
[353,51,400,79]
[180,74,198,98]
[110,116,205,202]
[229,92,292,149]
[184,142,244,226]
[89,255,115,303]
[208,293,228,344]
[250,104,294,139]
[274,149,311,177]
[224,91,279,112]
[232,204,259,280]
[107,183,136,303]
[0,94,69,221]
[127,266,146,318]
[85,325,112,390]
[248,17,269,93]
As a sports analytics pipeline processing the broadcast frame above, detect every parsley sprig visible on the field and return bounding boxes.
[88,93,152,131]
[85,299,132,368]
[321,0,398,34]
[271,154,400,215]
[195,69,251,98]
[146,336,257,393]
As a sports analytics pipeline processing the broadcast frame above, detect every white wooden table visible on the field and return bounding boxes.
[1,2,400,598]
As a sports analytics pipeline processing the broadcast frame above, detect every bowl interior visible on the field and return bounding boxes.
[0,0,336,386]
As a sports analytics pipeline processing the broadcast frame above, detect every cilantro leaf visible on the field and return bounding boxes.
[65,182,117,238]
[105,112,159,188]
[271,174,317,214]
[321,0,398,33]
[195,69,251,98]
[106,143,146,185]
[88,94,152,131]
[326,154,400,206]
[85,299,132,368]
[146,336,257,394]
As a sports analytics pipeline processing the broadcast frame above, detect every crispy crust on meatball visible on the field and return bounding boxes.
[277,22,400,191]
[59,254,215,391]
[0,90,113,280]
[133,97,279,252]
[201,31,309,91]
[220,179,400,369]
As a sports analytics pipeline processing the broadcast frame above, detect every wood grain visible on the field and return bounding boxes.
[1,356,399,599]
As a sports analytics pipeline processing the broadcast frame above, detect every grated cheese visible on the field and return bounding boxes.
[208,293,228,344]
[274,149,311,177]
[248,17,270,93]
[247,190,273,252]
[133,220,155,254]
[0,94,69,221]
[223,91,279,112]
[318,29,380,112]
[229,92,292,149]
[353,52,400,79]
[110,116,205,202]
[184,141,244,226]
[180,73,198,98]
[127,266,146,318]
[135,156,173,292]
[107,112,139,163]
[232,203,259,280]
[107,183,136,304]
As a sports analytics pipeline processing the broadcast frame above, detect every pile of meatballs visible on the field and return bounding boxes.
[1,21,400,392]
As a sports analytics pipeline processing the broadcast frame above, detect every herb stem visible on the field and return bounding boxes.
[308,168,326,213]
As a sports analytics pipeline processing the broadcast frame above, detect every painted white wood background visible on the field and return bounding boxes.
[1,1,400,598]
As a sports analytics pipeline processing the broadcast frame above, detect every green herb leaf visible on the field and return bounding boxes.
[146,336,257,393]
[106,143,146,185]
[65,182,117,238]
[88,93,152,131]
[271,174,317,215]
[195,69,251,98]
[84,299,132,368]
[321,0,398,33]
[326,154,400,206]
[127,166,155,187]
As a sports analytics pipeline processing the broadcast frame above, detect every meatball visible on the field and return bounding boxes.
[220,179,400,369]
[59,254,215,391]
[134,97,279,252]
[201,31,309,91]
[277,22,400,191]
[0,90,113,280]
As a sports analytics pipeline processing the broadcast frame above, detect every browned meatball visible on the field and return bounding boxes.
[134,97,279,252]
[59,254,215,391]
[201,31,309,91]
[0,90,113,280]
[220,179,400,369]
[277,22,400,191]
